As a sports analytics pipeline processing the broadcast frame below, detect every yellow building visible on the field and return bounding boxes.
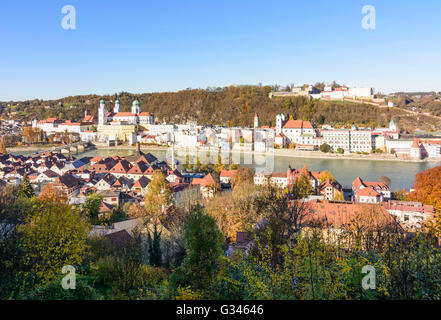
[97,124,136,143]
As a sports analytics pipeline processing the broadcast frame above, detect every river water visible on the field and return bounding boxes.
[13,147,440,191]
[75,147,439,191]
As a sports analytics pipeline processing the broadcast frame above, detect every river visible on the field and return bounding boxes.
[12,147,439,190]
[70,147,439,191]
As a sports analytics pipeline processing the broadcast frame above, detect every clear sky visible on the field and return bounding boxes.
[1,0,440,101]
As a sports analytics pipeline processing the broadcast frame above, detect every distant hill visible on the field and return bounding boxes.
[1,85,441,133]
[390,92,441,119]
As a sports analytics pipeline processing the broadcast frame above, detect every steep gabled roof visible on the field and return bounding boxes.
[99,201,114,213]
[109,160,133,174]
[136,153,157,164]
[56,174,80,189]
[132,176,151,189]
[358,187,381,197]
[127,161,149,174]
[191,173,217,187]
[220,169,237,178]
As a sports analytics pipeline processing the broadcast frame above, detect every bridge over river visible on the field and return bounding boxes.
[21,142,95,157]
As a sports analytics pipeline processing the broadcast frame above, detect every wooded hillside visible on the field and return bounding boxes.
[2,85,440,132]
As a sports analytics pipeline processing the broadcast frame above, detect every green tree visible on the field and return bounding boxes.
[16,174,34,199]
[169,206,224,297]
[319,143,331,153]
[147,224,162,267]
[82,193,103,225]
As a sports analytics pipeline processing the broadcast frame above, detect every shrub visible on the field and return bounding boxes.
[319,143,331,153]
[25,278,99,300]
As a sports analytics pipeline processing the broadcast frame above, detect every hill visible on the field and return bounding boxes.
[2,85,441,133]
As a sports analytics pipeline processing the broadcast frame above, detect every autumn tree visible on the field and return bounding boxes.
[254,186,310,245]
[18,200,91,285]
[333,190,345,201]
[38,184,67,203]
[205,183,263,241]
[0,137,7,154]
[342,204,401,251]
[231,166,254,189]
[291,166,314,199]
[318,170,336,184]
[140,170,174,224]
[408,166,441,212]
[393,189,408,201]
[407,166,441,237]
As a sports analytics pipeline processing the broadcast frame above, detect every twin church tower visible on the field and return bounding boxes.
[98,99,153,125]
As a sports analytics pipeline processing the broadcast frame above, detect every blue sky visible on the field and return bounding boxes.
[0,0,440,101]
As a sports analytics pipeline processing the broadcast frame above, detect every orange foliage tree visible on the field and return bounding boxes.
[408,166,441,212]
[39,184,67,203]
[408,166,441,237]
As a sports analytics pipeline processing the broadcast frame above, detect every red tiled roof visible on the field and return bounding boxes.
[302,121,313,129]
[382,200,434,214]
[283,120,303,129]
[352,177,364,189]
[99,201,114,213]
[109,160,133,174]
[132,176,150,189]
[358,187,381,197]
[282,119,313,129]
[113,112,136,117]
[191,173,217,187]
[220,169,237,178]
[304,201,396,228]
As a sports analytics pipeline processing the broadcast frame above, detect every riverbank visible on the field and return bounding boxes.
[9,143,441,164]
[93,144,441,164]
[8,145,63,153]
